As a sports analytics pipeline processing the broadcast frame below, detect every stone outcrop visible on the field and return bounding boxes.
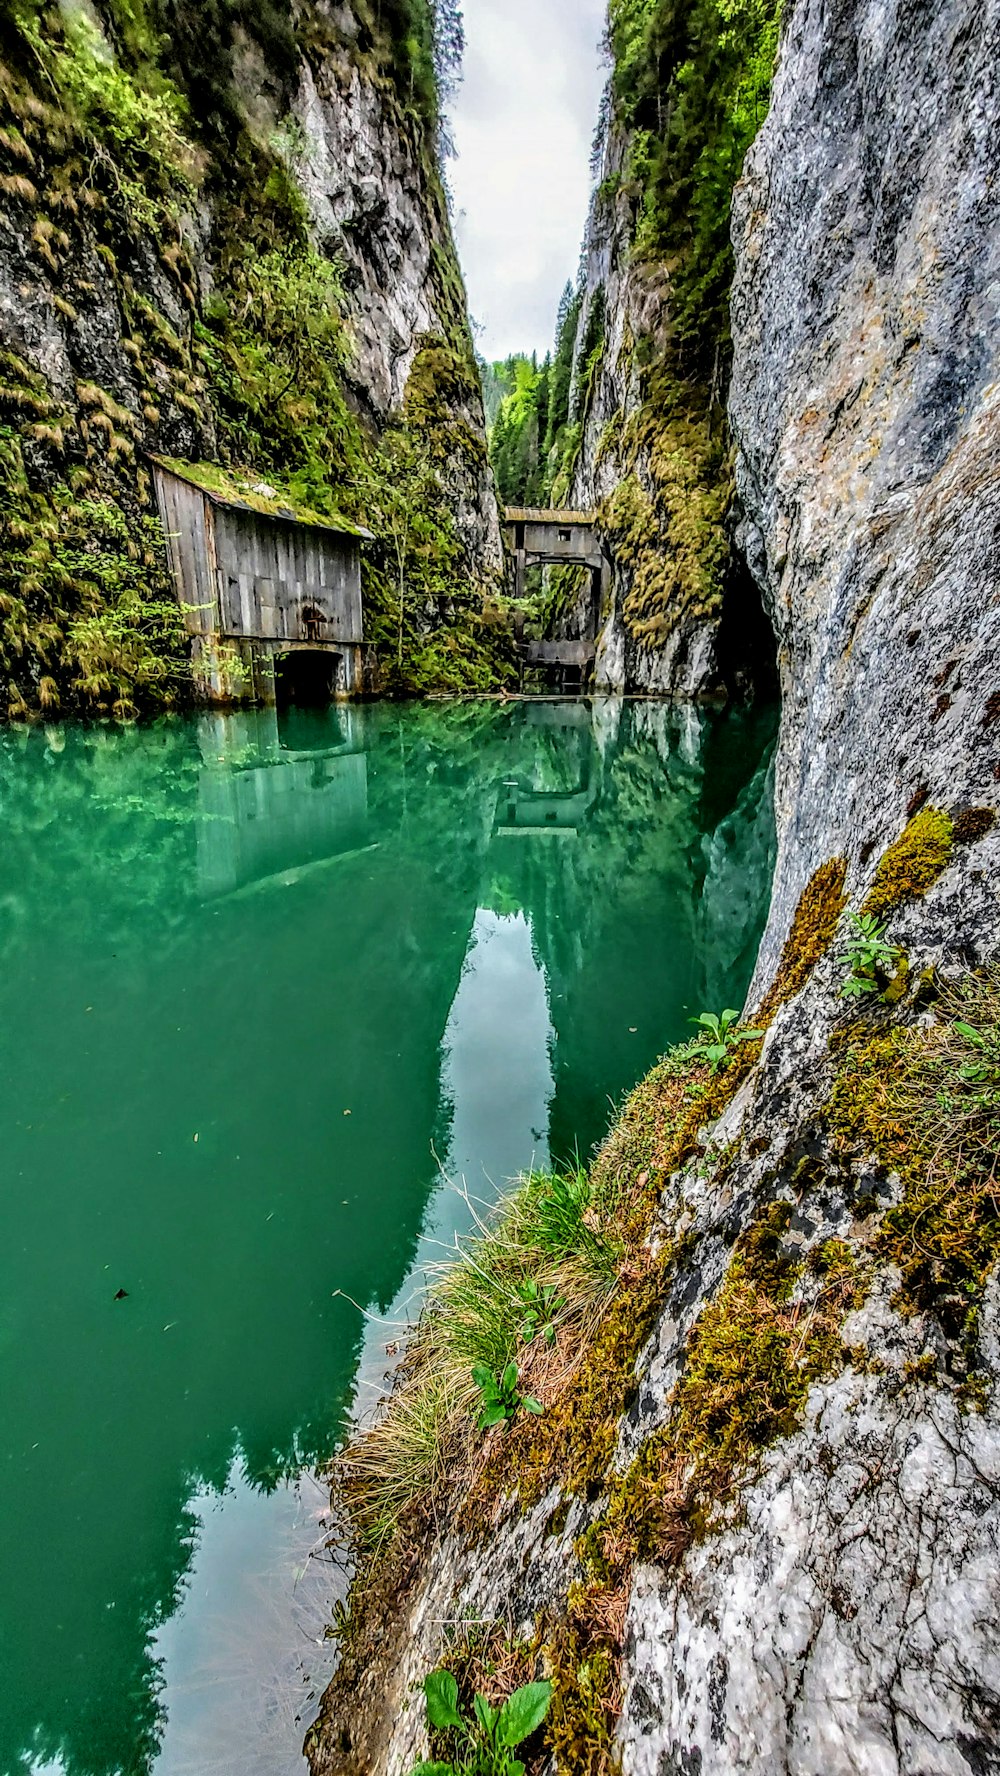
[730,0,1000,997]
[309,1,1000,1771]
[288,42,500,574]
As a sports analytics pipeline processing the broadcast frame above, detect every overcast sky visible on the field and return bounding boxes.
[448,0,608,364]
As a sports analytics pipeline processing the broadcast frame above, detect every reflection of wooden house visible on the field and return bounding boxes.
[194,709,369,897]
[151,457,373,706]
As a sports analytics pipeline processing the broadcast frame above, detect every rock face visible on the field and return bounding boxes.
[288,45,500,573]
[731,0,1000,998]
[0,2,501,712]
[308,3,1000,1773]
[627,0,1000,1764]
[624,0,1000,1765]
[564,124,728,698]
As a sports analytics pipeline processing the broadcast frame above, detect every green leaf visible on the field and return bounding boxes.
[424,1670,463,1733]
[496,1681,552,1748]
[522,1395,544,1415]
[955,1022,985,1047]
[471,1364,494,1390]
[501,1361,519,1393]
[478,1404,508,1430]
[473,1692,497,1739]
[408,1764,456,1775]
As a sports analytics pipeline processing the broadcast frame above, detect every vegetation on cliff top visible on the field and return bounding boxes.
[484,0,784,670]
[0,0,507,718]
[485,282,587,511]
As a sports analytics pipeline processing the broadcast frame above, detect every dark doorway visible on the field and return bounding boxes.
[274,650,339,711]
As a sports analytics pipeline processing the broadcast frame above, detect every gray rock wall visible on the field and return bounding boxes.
[288,46,500,574]
[565,121,725,696]
[731,0,1000,988]
[623,0,1000,1765]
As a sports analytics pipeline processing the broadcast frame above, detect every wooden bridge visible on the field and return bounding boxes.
[502,507,606,601]
[502,508,607,687]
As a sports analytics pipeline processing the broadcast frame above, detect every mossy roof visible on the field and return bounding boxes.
[503,506,596,525]
[150,456,374,541]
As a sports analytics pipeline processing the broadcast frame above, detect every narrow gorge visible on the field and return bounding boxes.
[1,0,998,1773]
[308,2,1000,1773]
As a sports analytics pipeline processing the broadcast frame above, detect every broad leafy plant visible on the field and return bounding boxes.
[689,1009,764,1072]
[410,1667,552,1776]
[839,913,902,998]
[517,1280,566,1348]
[472,1362,542,1431]
[953,1019,1000,1090]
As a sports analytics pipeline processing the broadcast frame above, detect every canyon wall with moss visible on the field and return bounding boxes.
[307,1,1000,1772]
[0,0,504,717]
[554,0,781,698]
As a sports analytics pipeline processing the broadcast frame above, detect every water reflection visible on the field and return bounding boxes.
[0,698,777,1776]
[195,711,370,899]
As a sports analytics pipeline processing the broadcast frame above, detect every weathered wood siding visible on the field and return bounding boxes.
[153,473,216,635]
[213,506,362,644]
[522,521,602,566]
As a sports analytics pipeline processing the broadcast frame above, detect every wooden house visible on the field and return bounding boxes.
[151,456,372,706]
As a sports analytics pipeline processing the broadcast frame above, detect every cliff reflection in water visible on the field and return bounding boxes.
[0,697,776,1776]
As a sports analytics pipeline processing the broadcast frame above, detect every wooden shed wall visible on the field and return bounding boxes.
[153,474,217,635]
[213,506,362,644]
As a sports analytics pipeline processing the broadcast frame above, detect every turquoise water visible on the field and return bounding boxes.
[0,698,776,1776]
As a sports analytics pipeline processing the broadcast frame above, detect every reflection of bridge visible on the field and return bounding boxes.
[503,507,608,689]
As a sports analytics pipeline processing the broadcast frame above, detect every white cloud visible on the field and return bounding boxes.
[447,0,608,363]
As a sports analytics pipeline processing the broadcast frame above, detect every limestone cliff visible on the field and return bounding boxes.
[308,3,1000,1773]
[556,1,782,701]
[564,120,728,697]
[0,0,503,716]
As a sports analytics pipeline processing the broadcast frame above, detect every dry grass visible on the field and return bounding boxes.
[336,1168,625,1550]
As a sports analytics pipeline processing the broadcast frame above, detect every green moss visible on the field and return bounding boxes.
[862,807,953,919]
[546,1608,621,1776]
[542,1196,861,1764]
[493,1050,763,1513]
[753,856,849,1023]
[588,1220,855,1575]
[594,363,729,655]
[403,335,486,470]
[829,972,1000,1360]
[151,456,367,535]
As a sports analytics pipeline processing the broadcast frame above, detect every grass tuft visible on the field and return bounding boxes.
[337,1165,624,1552]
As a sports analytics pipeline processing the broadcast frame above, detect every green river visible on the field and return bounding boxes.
[0,697,776,1776]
